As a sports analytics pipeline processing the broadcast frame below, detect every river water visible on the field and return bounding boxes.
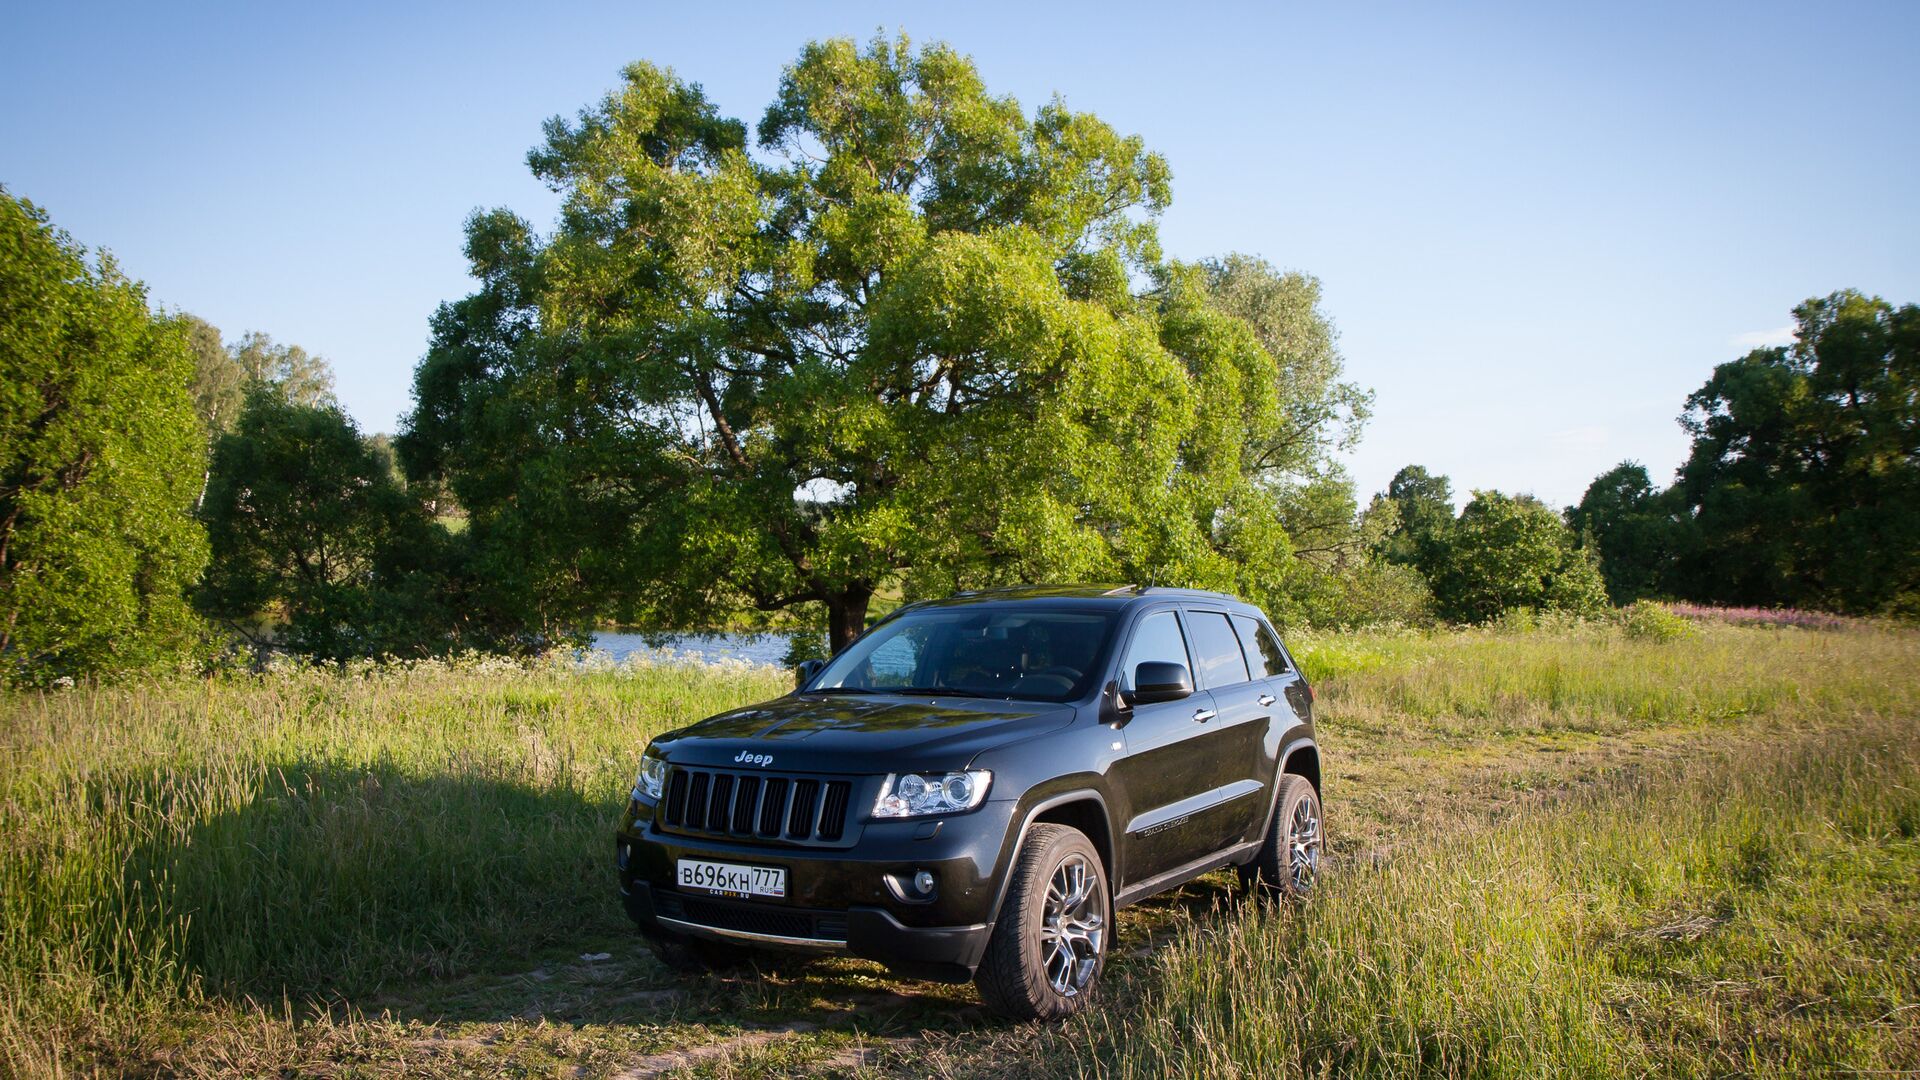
[588,630,820,668]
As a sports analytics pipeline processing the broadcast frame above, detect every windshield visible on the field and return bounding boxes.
[809,608,1116,703]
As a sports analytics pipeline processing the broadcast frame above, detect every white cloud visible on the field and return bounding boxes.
[1729,325,1794,349]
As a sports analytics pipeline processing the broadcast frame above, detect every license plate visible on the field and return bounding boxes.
[677,858,787,900]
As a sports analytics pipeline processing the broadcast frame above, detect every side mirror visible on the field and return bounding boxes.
[1123,661,1192,706]
[795,659,825,690]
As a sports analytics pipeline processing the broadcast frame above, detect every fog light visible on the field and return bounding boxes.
[913,869,935,894]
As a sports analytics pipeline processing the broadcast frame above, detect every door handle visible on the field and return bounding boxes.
[1257,694,1276,707]
[1191,707,1217,723]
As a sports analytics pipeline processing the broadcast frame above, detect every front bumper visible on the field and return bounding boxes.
[616,799,1017,980]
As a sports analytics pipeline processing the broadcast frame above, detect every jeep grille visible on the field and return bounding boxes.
[661,767,856,845]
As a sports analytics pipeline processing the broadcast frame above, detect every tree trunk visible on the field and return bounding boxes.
[825,583,874,655]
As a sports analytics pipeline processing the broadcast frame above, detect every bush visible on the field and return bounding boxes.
[1619,600,1694,642]
[1280,558,1435,630]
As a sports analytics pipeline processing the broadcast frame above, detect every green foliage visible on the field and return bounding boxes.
[197,387,470,660]
[1431,490,1610,623]
[1373,464,1455,577]
[1618,599,1695,642]
[179,314,245,439]
[227,331,335,407]
[1674,290,1919,614]
[0,188,209,684]
[1567,461,1684,604]
[401,36,1360,650]
[1265,471,1432,629]
[1195,255,1370,480]
[1285,557,1435,630]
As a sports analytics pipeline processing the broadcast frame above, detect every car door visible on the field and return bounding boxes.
[1231,612,1312,826]
[1108,607,1238,886]
[1179,608,1276,850]
[1232,613,1311,730]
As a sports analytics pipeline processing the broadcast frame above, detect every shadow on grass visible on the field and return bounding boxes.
[100,759,1263,1058]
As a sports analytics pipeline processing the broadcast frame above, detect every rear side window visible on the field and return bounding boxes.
[1186,611,1250,687]
[1120,610,1189,689]
[1232,614,1291,679]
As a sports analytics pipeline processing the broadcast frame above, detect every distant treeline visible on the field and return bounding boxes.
[3,37,1914,685]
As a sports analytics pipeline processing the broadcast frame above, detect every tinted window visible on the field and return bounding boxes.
[864,625,932,687]
[1232,614,1290,678]
[1120,610,1189,690]
[813,608,1115,702]
[1187,611,1250,687]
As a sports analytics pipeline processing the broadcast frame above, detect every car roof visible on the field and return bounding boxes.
[891,584,1265,616]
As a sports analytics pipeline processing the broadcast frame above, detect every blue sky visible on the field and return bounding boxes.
[5,1,1916,508]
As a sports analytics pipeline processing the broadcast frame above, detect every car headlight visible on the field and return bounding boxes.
[872,770,991,818]
[634,747,668,802]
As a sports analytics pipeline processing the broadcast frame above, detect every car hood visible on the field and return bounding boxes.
[652,691,1077,773]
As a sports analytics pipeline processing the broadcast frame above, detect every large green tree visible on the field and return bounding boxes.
[1373,464,1456,577]
[1566,461,1684,604]
[0,188,209,683]
[403,36,1358,649]
[1430,491,1609,623]
[1676,290,1919,612]
[198,387,461,660]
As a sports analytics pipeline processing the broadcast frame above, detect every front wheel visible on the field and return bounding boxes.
[1243,773,1323,898]
[974,823,1110,1020]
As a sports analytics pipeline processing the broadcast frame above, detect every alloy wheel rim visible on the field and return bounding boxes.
[1287,797,1322,892]
[1039,852,1105,996]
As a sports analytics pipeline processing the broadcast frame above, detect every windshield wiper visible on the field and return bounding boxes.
[890,687,1001,699]
[798,686,878,695]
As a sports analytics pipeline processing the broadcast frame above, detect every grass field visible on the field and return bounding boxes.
[3,622,1916,1077]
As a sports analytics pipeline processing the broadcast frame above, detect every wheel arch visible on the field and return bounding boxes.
[983,789,1115,929]
[1282,741,1321,796]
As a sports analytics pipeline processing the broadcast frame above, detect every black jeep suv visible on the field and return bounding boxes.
[615,585,1322,1020]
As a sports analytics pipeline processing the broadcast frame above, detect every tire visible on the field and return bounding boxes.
[974,823,1110,1021]
[1243,773,1323,899]
[645,932,757,974]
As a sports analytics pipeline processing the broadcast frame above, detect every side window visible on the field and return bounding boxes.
[1232,614,1291,679]
[1186,611,1250,688]
[1120,610,1189,690]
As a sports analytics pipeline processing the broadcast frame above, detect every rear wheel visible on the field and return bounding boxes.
[975,823,1109,1020]
[1243,773,1322,898]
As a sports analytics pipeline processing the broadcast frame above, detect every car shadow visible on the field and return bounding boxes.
[103,759,1260,1060]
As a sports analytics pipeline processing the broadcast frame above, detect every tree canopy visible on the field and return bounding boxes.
[197,386,464,660]
[402,35,1363,649]
[0,188,208,683]
[1674,290,1919,612]
[1566,461,1681,604]
[1430,491,1609,623]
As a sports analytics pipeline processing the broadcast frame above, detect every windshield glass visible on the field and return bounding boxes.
[810,608,1116,702]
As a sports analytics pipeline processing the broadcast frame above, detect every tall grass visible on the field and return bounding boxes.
[0,655,788,1072]
[1294,620,1916,736]
[1059,622,1920,1079]
[4,623,1915,1077]
[1068,714,1920,1077]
